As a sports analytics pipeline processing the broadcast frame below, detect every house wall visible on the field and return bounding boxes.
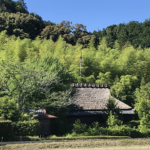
[39,120,51,137]
[67,115,106,125]
[67,114,135,126]
[38,119,58,136]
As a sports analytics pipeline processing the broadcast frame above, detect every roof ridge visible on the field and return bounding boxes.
[71,83,110,88]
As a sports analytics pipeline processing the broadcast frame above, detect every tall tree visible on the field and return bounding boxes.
[0,61,71,109]
[135,82,150,119]
[18,0,28,10]
[17,0,28,13]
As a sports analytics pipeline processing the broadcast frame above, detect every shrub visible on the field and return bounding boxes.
[0,120,13,141]
[73,119,87,134]
[88,122,100,135]
[87,124,144,138]
[12,120,40,136]
[107,125,143,138]
[20,112,35,121]
[125,120,140,128]
[0,97,21,122]
[107,111,122,127]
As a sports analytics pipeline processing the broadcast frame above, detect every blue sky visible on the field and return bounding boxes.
[14,0,150,32]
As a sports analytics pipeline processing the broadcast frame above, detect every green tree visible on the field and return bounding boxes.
[105,96,120,115]
[138,112,150,133]
[0,61,71,109]
[111,75,138,106]
[96,72,112,84]
[0,12,44,39]
[17,0,28,12]
[135,83,150,119]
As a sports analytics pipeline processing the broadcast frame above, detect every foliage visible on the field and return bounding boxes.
[73,119,87,134]
[3,0,150,139]
[17,0,28,13]
[88,122,100,135]
[135,83,150,119]
[0,96,21,121]
[1,30,150,108]
[12,120,40,136]
[0,61,71,109]
[107,125,143,138]
[138,112,150,133]
[2,1,150,136]
[0,120,39,140]
[2,1,150,49]
[0,0,28,13]
[68,121,147,138]
[20,112,35,121]
[0,120,13,140]
[125,120,140,128]
[93,20,150,49]
[45,135,129,140]
[107,111,122,127]
[105,96,120,115]
[0,12,44,39]
[111,75,139,106]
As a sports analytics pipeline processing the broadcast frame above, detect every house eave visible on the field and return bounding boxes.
[67,109,135,116]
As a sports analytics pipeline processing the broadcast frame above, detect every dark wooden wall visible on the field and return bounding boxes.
[67,114,135,125]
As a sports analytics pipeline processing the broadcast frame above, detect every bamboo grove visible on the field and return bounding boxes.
[0,0,150,121]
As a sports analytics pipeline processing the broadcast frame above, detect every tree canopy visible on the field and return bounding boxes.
[1,1,150,121]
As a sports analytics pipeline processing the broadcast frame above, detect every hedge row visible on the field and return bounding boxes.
[101,127,143,138]
[79,126,146,138]
[0,120,40,141]
[46,135,130,140]
[12,120,40,136]
[9,135,130,141]
[0,120,12,140]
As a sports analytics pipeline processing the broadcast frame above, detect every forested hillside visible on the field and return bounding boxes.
[1,1,150,49]
[0,0,150,121]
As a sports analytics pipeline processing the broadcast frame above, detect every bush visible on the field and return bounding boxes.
[46,135,130,140]
[88,122,100,135]
[72,122,145,138]
[0,120,13,141]
[0,97,21,122]
[125,120,140,128]
[104,125,143,138]
[108,126,133,136]
[107,111,122,127]
[12,120,40,136]
[73,119,87,134]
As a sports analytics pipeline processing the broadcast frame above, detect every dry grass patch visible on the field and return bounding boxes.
[1,139,150,150]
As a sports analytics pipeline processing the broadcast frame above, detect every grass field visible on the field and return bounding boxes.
[1,139,150,150]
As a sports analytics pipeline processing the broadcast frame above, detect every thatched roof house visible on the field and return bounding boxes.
[67,83,135,124]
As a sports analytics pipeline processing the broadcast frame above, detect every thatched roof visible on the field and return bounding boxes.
[69,83,132,110]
